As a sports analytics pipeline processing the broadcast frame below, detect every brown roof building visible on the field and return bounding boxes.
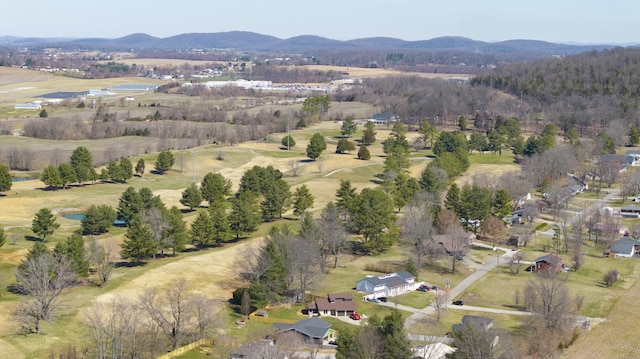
[307,293,356,317]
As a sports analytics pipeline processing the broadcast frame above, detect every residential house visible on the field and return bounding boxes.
[355,270,416,298]
[625,150,640,166]
[620,205,640,218]
[599,154,628,173]
[588,222,628,237]
[307,293,356,317]
[452,315,494,332]
[369,112,399,125]
[607,237,640,258]
[411,342,456,359]
[272,318,337,346]
[530,253,564,273]
[434,233,475,258]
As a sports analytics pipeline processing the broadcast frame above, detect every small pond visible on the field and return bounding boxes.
[11,177,35,182]
[63,213,126,226]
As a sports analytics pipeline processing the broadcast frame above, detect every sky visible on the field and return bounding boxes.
[1,0,637,44]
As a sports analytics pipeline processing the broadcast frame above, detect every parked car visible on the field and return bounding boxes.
[417,284,431,292]
[379,297,388,302]
[367,297,381,303]
[452,300,464,306]
[350,312,361,320]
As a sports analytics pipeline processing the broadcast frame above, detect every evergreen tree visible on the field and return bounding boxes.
[340,116,357,138]
[460,184,493,232]
[357,144,371,160]
[336,138,356,154]
[82,204,117,235]
[281,135,296,149]
[58,163,77,189]
[0,228,6,248]
[362,121,377,145]
[468,132,488,153]
[180,182,203,211]
[107,160,125,182]
[335,179,357,214]
[120,217,156,263]
[39,108,48,118]
[154,150,175,174]
[0,164,11,193]
[200,172,232,206]
[492,188,514,218]
[54,231,89,277]
[261,179,291,221]
[40,165,62,189]
[119,157,133,182]
[392,174,420,211]
[306,133,327,160]
[190,211,214,248]
[31,207,60,242]
[349,188,397,251]
[292,184,314,217]
[444,183,462,216]
[419,165,449,198]
[165,206,188,255]
[379,310,412,359]
[70,146,93,185]
[458,115,467,131]
[135,158,145,177]
[229,191,261,239]
[418,121,438,148]
[117,186,143,226]
[209,202,232,245]
[630,124,640,146]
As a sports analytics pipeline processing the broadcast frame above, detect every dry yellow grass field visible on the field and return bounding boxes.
[299,64,471,79]
[562,262,640,358]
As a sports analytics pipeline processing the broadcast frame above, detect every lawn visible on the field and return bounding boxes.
[457,252,638,318]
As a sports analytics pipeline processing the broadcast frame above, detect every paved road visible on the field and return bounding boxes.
[403,243,521,328]
[402,190,620,330]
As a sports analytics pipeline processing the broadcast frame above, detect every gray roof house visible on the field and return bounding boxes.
[355,270,416,298]
[272,318,336,346]
[608,238,640,258]
[625,150,640,166]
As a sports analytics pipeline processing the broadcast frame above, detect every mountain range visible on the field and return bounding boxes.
[0,31,632,55]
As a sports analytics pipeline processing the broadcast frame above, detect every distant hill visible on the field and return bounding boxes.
[0,31,629,55]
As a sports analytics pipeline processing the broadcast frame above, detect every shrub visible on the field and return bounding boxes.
[604,269,620,287]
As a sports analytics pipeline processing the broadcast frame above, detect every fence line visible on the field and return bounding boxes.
[156,338,214,359]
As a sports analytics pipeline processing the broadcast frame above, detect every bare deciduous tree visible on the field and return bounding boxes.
[432,290,448,323]
[139,280,190,350]
[523,272,572,332]
[507,252,524,274]
[401,204,439,270]
[87,237,114,286]
[318,202,348,271]
[287,235,321,302]
[287,159,303,177]
[15,253,77,334]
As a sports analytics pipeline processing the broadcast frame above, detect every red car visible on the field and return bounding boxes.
[350,312,361,320]
[417,284,431,292]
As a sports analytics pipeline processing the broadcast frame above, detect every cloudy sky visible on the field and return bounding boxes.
[1,0,637,44]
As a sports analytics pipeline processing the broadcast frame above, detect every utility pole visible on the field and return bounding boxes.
[286,123,290,151]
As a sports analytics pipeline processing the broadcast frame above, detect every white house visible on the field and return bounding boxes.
[355,270,417,299]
